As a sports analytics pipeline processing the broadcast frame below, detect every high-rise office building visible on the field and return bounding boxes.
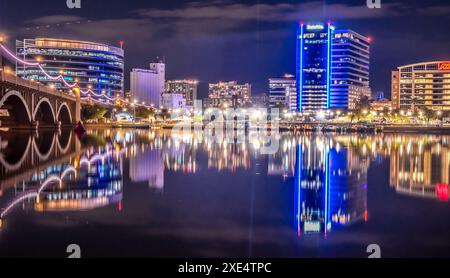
[165,80,198,106]
[296,23,371,111]
[207,81,251,108]
[16,38,124,97]
[268,74,297,111]
[391,61,450,111]
[130,62,165,106]
[331,29,371,109]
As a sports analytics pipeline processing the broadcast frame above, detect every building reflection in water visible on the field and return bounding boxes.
[293,135,369,236]
[130,131,164,190]
[1,129,448,234]
[387,135,449,201]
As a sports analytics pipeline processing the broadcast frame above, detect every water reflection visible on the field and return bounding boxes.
[0,129,448,255]
[388,135,449,200]
[294,136,369,236]
[0,129,124,229]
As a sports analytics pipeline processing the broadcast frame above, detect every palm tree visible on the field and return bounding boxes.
[409,95,423,113]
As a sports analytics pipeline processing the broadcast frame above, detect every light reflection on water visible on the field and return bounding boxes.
[0,129,448,257]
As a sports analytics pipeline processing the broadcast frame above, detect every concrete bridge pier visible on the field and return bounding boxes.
[74,93,81,124]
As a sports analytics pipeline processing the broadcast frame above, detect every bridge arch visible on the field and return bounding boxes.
[0,91,32,126]
[57,130,72,154]
[33,98,56,126]
[56,102,72,125]
[32,132,56,161]
[0,136,32,171]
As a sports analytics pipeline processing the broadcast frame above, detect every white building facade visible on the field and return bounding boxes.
[130,62,165,106]
[269,75,297,111]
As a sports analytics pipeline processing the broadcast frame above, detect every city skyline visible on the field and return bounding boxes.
[1,0,449,98]
[1,0,449,263]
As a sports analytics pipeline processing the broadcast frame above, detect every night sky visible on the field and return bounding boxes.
[0,0,449,98]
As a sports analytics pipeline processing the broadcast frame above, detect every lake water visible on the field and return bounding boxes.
[0,129,448,258]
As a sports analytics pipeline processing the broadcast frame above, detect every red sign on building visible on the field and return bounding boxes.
[438,63,450,71]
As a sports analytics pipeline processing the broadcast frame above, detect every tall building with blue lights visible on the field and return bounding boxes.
[331,30,371,109]
[296,23,371,111]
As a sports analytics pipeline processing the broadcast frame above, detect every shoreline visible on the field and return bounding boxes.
[1,123,449,134]
[83,123,450,134]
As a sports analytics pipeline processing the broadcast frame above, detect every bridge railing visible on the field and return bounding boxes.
[0,71,77,101]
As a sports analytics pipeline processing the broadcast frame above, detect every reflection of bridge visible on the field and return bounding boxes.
[0,71,81,129]
[0,143,126,229]
[0,130,81,193]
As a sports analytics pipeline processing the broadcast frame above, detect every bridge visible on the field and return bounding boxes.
[0,70,81,129]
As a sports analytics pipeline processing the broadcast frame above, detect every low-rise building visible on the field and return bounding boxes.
[269,74,296,111]
[392,61,450,111]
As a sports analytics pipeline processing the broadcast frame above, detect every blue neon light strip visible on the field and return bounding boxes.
[326,23,332,109]
[297,24,304,112]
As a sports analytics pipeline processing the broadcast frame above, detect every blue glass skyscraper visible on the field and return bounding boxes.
[331,30,371,109]
[296,23,371,112]
[296,23,334,112]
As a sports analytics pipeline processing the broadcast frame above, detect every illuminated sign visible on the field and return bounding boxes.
[438,63,450,71]
[306,24,324,31]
